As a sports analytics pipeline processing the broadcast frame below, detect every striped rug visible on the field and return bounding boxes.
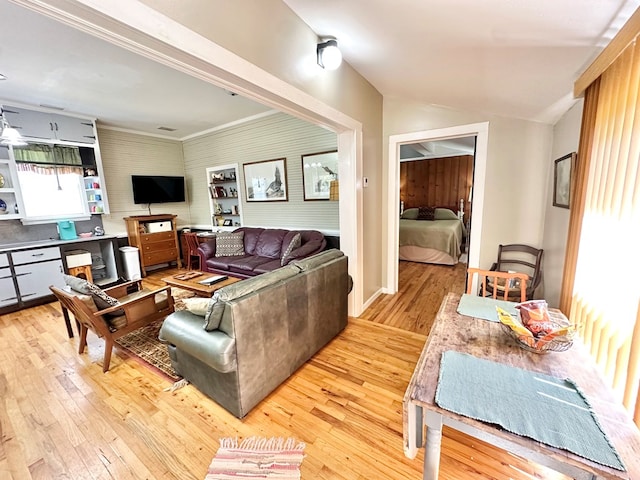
[205,437,305,479]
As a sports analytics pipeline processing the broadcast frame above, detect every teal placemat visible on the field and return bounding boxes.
[435,351,625,471]
[456,293,518,322]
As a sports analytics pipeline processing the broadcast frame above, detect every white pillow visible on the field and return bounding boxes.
[182,297,211,317]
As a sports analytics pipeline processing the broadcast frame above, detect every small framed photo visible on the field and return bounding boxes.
[553,152,576,209]
[223,219,233,226]
[301,150,338,201]
[243,158,288,202]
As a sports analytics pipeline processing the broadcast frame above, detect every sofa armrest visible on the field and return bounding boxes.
[159,310,236,373]
[198,238,217,260]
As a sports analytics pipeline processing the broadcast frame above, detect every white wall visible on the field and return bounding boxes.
[183,112,338,232]
[97,127,189,234]
[383,97,553,271]
[542,100,584,307]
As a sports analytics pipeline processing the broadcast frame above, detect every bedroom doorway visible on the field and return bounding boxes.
[399,137,475,265]
[385,122,489,294]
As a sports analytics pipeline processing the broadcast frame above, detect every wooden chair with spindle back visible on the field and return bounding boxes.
[183,232,202,270]
[466,268,529,303]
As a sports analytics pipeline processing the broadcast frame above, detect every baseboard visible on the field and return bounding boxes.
[361,287,385,313]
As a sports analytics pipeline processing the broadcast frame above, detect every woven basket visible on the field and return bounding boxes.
[502,309,575,354]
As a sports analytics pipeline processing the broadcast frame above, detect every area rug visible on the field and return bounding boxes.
[205,437,305,480]
[115,287,195,381]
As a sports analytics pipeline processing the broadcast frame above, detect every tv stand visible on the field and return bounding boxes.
[124,214,182,276]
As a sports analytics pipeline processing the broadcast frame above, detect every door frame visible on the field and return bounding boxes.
[385,122,489,292]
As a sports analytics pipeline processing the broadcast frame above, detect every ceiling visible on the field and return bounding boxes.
[1,0,639,141]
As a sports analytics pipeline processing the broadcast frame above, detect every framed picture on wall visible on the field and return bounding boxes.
[553,152,576,209]
[243,158,288,202]
[301,150,338,200]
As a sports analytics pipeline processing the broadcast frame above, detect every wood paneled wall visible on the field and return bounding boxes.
[400,155,473,222]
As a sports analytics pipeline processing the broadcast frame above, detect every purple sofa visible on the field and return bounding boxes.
[197,227,327,278]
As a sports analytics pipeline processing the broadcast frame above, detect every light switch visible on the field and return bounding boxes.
[363,177,369,187]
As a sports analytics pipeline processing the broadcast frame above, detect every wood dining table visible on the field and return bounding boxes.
[403,292,640,480]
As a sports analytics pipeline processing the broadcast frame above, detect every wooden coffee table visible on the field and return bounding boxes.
[162,271,240,297]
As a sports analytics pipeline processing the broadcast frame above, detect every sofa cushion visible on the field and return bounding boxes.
[253,258,285,274]
[254,229,288,258]
[280,233,301,266]
[225,255,273,272]
[183,297,211,316]
[215,231,245,257]
[238,227,264,255]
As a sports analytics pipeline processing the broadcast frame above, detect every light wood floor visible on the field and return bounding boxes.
[0,261,568,479]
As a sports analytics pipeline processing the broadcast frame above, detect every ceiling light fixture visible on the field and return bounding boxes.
[0,111,27,146]
[317,38,342,70]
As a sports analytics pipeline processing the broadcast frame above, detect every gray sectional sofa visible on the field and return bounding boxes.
[158,249,350,418]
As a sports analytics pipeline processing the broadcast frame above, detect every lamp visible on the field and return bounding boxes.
[0,111,26,146]
[317,38,342,70]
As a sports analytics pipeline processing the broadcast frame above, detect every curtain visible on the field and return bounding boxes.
[13,144,81,165]
[563,39,640,417]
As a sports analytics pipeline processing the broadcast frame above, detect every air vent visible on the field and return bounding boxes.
[157,126,177,132]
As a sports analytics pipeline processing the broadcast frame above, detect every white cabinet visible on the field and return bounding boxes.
[3,105,96,144]
[0,253,18,308]
[0,145,24,220]
[12,246,65,302]
[207,164,243,231]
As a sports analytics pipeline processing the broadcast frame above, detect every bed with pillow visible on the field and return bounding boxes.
[399,207,465,265]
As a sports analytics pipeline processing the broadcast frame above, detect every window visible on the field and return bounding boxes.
[14,144,89,222]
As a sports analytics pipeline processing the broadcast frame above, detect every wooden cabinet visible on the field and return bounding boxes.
[3,105,96,144]
[124,214,182,276]
[207,164,243,231]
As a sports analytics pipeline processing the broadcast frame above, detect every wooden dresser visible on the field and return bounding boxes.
[124,214,182,276]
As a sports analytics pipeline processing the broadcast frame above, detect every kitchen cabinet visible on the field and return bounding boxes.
[3,105,96,144]
[124,214,182,276]
[12,246,65,302]
[207,164,243,231]
[0,253,18,308]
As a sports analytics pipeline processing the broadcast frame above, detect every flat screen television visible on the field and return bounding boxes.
[131,175,186,204]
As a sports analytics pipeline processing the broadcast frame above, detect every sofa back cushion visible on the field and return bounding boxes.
[236,227,264,255]
[254,229,288,258]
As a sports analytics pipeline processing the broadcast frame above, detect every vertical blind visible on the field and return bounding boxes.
[566,39,640,423]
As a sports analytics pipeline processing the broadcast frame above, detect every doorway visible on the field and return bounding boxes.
[385,122,489,293]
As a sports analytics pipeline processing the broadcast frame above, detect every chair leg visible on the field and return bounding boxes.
[78,325,88,354]
[103,339,114,373]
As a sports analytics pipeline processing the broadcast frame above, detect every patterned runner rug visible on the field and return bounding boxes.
[115,287,195,381]
[205,437,305,480]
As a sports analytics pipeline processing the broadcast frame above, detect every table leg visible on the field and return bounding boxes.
[405,402,424,459]
[423,410,443,480]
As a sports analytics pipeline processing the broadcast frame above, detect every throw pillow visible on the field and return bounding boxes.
[85,281,124,315]
[63,274,91,295]
[215,231,245,257]
[434,208,460,220]
[183,297,211,317]
[280,233,301,266]
[203,293,227,331]
[400,208,419,220]
[417,206,436,221]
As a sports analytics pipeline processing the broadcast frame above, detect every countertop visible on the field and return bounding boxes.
[0,234,124,253]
